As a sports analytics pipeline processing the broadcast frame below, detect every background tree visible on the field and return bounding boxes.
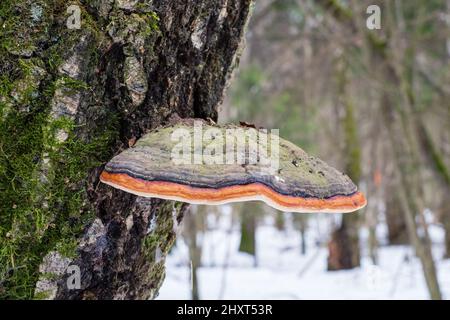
[219,0,448,299]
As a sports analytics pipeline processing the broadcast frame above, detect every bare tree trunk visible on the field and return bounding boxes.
[381,88,442,300]
[385,184,409,245]
[414,119,450,258]
[294,215,308,255]
[274,212,285,232]
[238,203,257,266]
[328,218,360,270]
[367,207,378,265]
[444,209,450,259]
[184,206,205,300]
[0,0,252,299]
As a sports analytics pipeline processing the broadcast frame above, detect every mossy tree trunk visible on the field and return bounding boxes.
[0,0,252,299]
[327,57,361,271]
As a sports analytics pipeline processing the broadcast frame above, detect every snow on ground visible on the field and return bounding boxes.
[157,206,450,300]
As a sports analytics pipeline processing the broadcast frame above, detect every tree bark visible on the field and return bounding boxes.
[0,0,252,299]
[327,57,361,271]
[414,118,450,258]
[380,74,442,300]
[238,203,257,265]
[184,206,205,300]
[293,215,308,255]
[385,184,409,245]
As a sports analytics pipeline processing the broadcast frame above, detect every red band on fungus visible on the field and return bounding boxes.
[100,171,367,213]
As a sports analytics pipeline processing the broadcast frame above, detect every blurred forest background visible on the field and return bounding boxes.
[159,0,450,300]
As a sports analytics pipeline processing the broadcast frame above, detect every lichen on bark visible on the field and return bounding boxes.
[0,0,252,299]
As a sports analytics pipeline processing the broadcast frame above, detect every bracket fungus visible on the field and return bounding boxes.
[100,119,366,213]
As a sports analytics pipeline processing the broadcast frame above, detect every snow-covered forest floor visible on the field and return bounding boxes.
[157,206,450,300]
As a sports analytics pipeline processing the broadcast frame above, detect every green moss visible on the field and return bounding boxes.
[0,1,23,53]
[142,201,182,261]
[0,4,119,296]
[319,0,353,22]
[147,260,165,283]
[343,101,361,183]
[140,200,184,298]
[0,98,117,298]
[0,92,117,298]
[143,11,160,35]
[57,76,90,91]
[46,48,64,73]
[0,75,14,97]
[33,290,52,300]
[107,9,160,47]
[367,32,387,53]
[38,272,60,281]
[0,0,52,57]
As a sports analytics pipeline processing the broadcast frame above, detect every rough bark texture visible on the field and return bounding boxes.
[0,0,252,299]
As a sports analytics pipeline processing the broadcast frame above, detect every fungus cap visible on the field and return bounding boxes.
[100,120,366,213]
